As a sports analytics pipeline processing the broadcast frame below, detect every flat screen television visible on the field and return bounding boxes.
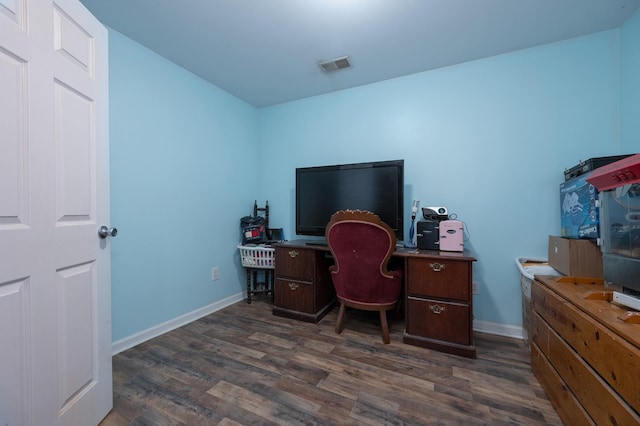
[296,160,404,241]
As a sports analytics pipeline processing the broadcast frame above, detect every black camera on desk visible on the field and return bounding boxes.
[417,207,448,250]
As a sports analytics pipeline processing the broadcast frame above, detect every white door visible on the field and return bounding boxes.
[0,0,112,425]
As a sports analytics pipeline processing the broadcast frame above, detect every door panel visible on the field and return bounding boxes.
[0,1,111,424]
[57,262,96,411]
[54,81,94,221]
[0,10,32,426]
[53,4,93,74]
[0,0,25,28]
[0,47,27,227]
[0,279,30,426]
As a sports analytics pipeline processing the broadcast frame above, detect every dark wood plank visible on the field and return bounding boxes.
[101,300,562,425]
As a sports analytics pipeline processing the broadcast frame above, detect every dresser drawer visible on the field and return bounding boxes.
[275,247,316,281]
[532,310,640,426]
[406,297,470,345]
[407,258,470,301]
[532,280,640,414]
[274,278,313,314]
[530,342,594,426]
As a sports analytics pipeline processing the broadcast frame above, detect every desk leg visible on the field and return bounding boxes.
[268,270,274,302]
[246,269,252,304]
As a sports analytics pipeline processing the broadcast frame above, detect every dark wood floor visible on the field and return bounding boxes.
[100,297,562,425]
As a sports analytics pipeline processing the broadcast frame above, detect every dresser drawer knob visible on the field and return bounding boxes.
[288,282,299,291]
[429,304,446,314]
[288,250,299,258]
[429,262,446,272]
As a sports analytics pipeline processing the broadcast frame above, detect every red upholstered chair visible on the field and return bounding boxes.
[326,210,403,344]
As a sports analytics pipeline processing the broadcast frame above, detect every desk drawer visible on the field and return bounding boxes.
[406,297,470,345]
[275,247,316,281]
[407,258,470,301]
[274,278,313,313]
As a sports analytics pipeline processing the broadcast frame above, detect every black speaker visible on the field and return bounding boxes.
[417,220,439,250]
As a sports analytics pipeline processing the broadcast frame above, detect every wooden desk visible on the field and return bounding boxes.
[273,240,477,357]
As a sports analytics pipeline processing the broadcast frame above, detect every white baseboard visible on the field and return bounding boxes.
[474,319,524,340]
[112,293,524,355]
[111,291,245,355]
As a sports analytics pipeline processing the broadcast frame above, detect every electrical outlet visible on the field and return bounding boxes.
[472,281,479,294]
[211,266,220,281]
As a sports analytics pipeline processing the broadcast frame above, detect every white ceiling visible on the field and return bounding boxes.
[79,0,640,108]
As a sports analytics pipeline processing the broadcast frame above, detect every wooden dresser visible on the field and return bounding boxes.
[531,276,640,425]
[272,241,335,322]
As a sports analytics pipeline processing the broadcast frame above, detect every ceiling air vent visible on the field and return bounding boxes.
[318,56,351,73]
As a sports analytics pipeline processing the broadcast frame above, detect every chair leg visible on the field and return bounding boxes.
[335,302,346,335]
[379,309,390,344]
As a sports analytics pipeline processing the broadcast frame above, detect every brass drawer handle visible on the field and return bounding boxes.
[429,262,446,272]
[288,250,299,258]
[288,282,299,291]
[429,304,446,314]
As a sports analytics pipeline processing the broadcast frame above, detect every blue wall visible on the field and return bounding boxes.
[109,9,639,342]
[109,31,258,341]
[621,9,640,153]
[258,30,622,329]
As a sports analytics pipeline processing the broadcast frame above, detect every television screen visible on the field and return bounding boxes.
[296,160,404,240]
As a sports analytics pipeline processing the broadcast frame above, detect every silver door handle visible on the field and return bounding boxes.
[98,225,118,239]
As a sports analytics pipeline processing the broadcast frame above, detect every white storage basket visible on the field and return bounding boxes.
[238,244,275,269]
[515,257,561,347]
